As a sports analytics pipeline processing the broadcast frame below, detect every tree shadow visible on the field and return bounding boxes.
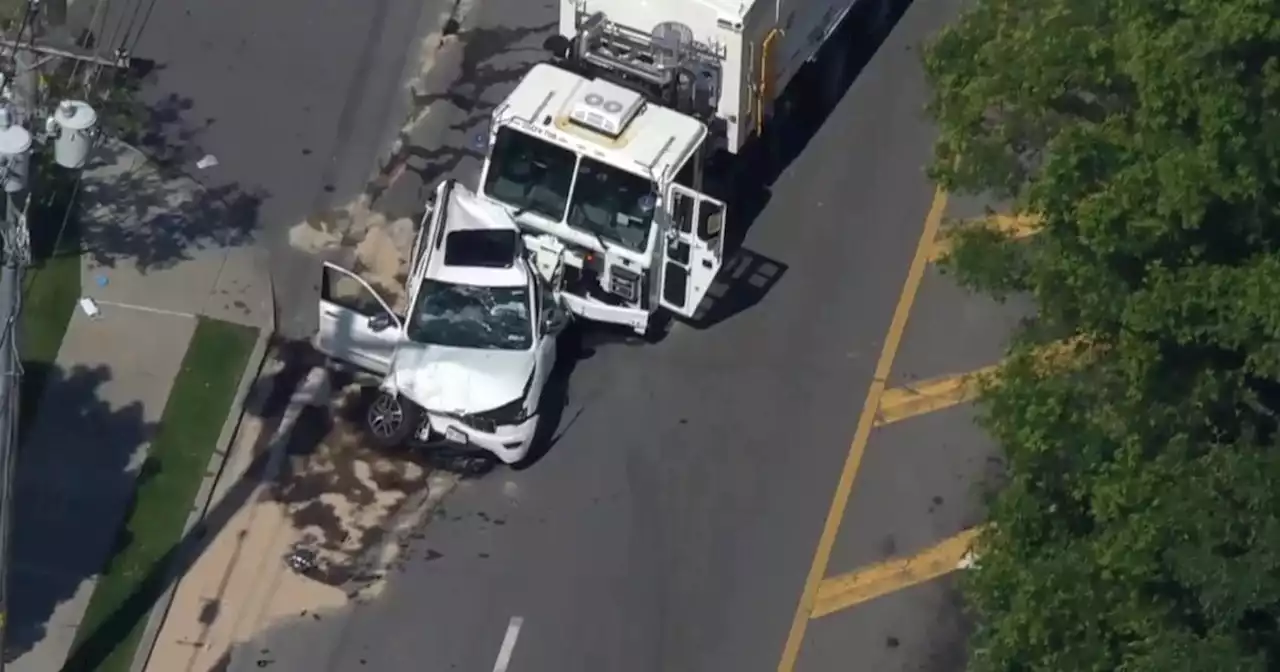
[131,89,218,173]
[366,21,557,211]
[75,138,266,272]
[4,363,158,663]
[54,331,543,670]
[48,18,208,174]
[52,340,316,672]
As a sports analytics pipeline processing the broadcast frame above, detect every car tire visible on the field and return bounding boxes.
[365,391,422,449]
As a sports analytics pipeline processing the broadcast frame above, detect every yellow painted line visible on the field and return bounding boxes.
[930,213,1043,261]
[873,337,1093,426]
[810,526,984,619]
[874,366,998,426]
[775,186,948,672]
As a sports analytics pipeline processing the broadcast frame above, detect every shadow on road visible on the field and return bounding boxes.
[689,248,789,331]
[514,322,590,470]
[724,0,919,245]
[367,20,557,215]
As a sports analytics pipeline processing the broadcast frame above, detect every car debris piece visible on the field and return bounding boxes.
[285,547,318,574]
[78,296,100,318]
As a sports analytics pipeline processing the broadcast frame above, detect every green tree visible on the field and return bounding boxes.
[921,0,1280,669]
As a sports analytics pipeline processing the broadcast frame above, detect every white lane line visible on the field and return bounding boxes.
[491,616,524,672]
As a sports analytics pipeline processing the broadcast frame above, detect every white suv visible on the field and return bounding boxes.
[314,179,570,468]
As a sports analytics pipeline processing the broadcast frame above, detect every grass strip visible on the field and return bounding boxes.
[19,166,82,440]
[62,317,259,672]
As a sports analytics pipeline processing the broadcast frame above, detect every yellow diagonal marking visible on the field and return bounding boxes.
[930,213,1043,261]
[875,366,997,426]
[810,526,984,619]
[875,337,1093,426]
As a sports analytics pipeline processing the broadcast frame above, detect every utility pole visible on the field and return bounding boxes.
[0,1,122,665]
[0,8,40,669]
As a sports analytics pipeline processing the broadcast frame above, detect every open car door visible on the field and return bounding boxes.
[658,184,726,317]
[315,262,403,375]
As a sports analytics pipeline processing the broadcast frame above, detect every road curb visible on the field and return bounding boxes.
[127,274,279,672]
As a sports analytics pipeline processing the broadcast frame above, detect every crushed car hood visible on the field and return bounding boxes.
[387,342,534,413]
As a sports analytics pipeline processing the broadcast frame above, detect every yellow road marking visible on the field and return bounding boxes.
[875,366,997,426]
[810,527,984,619]
[776,186,948,672]
[873,337,1091,426]
[930,213,1043,261]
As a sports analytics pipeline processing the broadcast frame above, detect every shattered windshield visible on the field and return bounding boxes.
[407,280,533,351]
[483,127,576,222]
[566,156,657,253]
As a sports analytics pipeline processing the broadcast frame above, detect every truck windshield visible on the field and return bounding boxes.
[407,279,533,351]
[483,127,575,222]
[484,126,657,253]
[566,156,656,253]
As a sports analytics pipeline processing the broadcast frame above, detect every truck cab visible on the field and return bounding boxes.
[314,179,570,467]
[477,62,728,336]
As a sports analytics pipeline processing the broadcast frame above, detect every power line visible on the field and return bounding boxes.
[118,0,154,59]
[67,0,115,94]
[0,1,126,663]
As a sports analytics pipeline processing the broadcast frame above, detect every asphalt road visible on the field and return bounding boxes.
[66,0,455,338]
[206,0,1015,669]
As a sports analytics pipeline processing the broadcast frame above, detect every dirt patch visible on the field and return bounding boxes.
[269,382,446,589]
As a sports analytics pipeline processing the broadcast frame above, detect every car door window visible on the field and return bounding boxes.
[322,265,392,318]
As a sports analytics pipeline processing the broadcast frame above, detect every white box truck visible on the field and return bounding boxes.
[474,0,872,337]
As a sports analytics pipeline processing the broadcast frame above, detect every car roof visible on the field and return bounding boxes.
[425,183,530,289]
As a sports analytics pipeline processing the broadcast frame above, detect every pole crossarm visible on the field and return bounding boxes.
[0,38,127,70]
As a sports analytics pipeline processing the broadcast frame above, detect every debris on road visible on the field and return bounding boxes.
[270,379,458,596]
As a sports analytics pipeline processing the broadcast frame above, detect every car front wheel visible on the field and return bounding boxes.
[365,391,422,448]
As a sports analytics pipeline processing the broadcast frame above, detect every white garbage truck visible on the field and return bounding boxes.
[473,0,866,336]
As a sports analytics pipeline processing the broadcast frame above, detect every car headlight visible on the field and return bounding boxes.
[473,396,528,425]
[468,373,535,428]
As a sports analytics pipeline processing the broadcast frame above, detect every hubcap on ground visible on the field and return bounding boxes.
[368,394,404,438]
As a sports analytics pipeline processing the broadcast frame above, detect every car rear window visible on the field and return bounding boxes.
[443,229,518,268]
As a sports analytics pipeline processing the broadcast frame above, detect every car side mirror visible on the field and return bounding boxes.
[541,309,569,335]
[368,312,395,333]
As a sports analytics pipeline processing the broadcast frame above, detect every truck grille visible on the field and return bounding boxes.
[608,265,641,302]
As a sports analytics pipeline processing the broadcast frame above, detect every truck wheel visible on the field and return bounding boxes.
[643,313,673,343]
[365,391,422,449]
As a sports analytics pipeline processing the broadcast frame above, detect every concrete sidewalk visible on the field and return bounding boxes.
[5,139,273,671]
[136,367,457,672]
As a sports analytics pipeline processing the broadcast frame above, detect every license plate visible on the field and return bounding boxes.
[445,427,468,445]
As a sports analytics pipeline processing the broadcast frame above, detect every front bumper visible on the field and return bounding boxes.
[418,411,539,465]
[561,292,651,335]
